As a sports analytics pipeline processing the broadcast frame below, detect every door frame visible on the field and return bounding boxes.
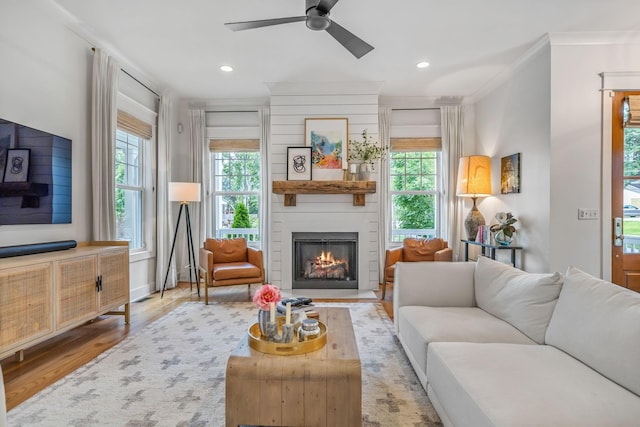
[601,72,640,282]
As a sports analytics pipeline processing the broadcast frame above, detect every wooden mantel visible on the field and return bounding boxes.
[272,180,376,206]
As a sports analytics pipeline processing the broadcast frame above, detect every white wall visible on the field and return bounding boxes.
[0,1,164,300]
[0,0,92,244]
[549,36,640,277]
[474,44,551,272]
[474,33,640,277]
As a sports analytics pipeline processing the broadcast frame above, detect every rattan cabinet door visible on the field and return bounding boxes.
[97,248,129,311]
[0,263,53,351]
[56,255,98,328]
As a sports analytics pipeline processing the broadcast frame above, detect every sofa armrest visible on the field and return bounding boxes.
[434,247,453,261]
[199,247,213,273]
[247,247,264,271]
[393,261,477,331]
[384,246,403,268]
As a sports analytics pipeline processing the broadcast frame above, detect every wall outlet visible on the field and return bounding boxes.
[578,208,599,220]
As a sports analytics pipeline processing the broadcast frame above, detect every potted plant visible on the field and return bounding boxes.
[489,212,518,246]
[348,129,387,180]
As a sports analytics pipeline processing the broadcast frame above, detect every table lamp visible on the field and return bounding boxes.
[161,182,201,297]
[456,155,492,241]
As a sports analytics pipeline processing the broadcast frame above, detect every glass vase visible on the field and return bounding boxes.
[494,230,514,246]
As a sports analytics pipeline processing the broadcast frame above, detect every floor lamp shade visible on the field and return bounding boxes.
[456,156,492,241]
[168,182,201,203]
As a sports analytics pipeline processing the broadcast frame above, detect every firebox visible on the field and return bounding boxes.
[292,232,358,289]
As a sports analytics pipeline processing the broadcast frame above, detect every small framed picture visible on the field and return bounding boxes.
[4,148,30,183]
[305,117,348,180]
[287,147,312,181]
[501,153,521,194]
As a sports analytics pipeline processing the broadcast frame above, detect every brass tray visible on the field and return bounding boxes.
[247,320,327,356]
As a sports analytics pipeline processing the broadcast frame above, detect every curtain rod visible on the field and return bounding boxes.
[91,47,160,99]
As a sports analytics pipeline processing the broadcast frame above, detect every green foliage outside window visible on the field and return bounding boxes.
[390,151,437,234]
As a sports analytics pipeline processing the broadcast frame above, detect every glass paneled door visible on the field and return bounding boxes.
[611,91,640,291]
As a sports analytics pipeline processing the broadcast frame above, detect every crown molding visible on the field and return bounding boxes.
[266,81,384,96]
[549,31,640,46]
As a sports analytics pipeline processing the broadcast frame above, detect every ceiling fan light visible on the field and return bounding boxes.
[306,9,330,31]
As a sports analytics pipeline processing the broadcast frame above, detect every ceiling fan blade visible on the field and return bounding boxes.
[225,16,306,31]
[316,0,340,14]
[325,20,374,59]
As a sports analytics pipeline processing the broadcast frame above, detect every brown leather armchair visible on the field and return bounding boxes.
[382,237,452,299]
[198,237,265,305]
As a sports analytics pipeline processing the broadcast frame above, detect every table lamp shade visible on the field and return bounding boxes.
[456,155,492,197]
[168,182,201,203]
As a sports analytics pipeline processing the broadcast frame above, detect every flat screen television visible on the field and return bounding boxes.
[0,118,72,225]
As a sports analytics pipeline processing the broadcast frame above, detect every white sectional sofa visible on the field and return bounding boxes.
[394,257,640,427]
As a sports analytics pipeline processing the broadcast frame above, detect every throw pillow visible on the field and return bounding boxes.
[403,237,445,262]
[474,256,563,344]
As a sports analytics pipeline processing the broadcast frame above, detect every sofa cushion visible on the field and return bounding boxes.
[212,262,261,281]
[402,237,445,262]
[398,306,535,385]
[546,266,640,396]
[206,238,247,264]
[427,342,640,427]
[474,256,563,344]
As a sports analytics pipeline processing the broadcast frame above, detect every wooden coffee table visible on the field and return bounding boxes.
[225,307,362,427]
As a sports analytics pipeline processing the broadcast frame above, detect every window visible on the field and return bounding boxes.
[115,129,144,249]
[212,149,261,243]
[114,107,155,253]
[389,145,442,242]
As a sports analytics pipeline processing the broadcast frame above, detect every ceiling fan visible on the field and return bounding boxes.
[224,0,374,59]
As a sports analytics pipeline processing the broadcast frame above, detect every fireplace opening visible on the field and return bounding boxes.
[292,232,358,289]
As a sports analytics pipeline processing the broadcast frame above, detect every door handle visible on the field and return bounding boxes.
[614,217,623,246]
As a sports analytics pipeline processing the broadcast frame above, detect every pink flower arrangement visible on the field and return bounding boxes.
[252,284,281,311]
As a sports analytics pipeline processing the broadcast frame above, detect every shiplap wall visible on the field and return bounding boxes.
[268,83,381,290]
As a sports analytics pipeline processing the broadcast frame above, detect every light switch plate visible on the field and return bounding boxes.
[578,208,599,220]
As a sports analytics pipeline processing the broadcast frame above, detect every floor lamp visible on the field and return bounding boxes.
[456,155,492,241]
[161,182,201,298]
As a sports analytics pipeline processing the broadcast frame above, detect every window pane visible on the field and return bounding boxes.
[214,152,261,192]
[391,194,436,242]
[623,128,640,176]
[214,194,260,242]
[116,188,142,249]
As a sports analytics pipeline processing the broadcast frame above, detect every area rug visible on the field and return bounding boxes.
[8,302,442,426]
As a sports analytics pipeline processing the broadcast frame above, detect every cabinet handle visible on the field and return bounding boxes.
[96,275,103,292]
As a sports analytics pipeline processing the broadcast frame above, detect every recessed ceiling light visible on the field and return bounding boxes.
[220,65,233,72]
[416,61,430,69]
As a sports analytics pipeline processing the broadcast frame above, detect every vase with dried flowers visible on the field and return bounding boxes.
[348,129,387,180]
[253,283,281,338]
[489,212,518,246]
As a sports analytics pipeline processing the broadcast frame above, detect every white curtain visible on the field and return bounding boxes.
[441,105,465,260]
[91,49,120,241]
[155,96,174,291]
[259,107,271,281]
[378,107,392,282]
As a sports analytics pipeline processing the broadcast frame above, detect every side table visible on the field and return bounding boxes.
[461,239,523,268]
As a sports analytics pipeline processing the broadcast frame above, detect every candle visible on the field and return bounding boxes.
[285,302,291,325]
[270,302,275,323]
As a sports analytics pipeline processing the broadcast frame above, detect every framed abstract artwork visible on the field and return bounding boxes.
[500,153,521,194]
[4,148,31,183]
[304,118,348,180]
[287,146,312,181]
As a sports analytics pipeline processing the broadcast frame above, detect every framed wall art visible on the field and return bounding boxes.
[3,148,30,183]
[304,117,348,180]
[500,152,521,194]
[287,146,312,181]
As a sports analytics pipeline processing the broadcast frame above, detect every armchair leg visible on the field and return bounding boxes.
[381,282,386,300]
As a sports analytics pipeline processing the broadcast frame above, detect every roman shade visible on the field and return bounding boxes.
[390,137,441,152]
[117,110,153,140]
[208,139,260,152]
[625,96,640,127]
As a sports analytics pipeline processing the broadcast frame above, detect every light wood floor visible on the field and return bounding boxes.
[1,283,394,411]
